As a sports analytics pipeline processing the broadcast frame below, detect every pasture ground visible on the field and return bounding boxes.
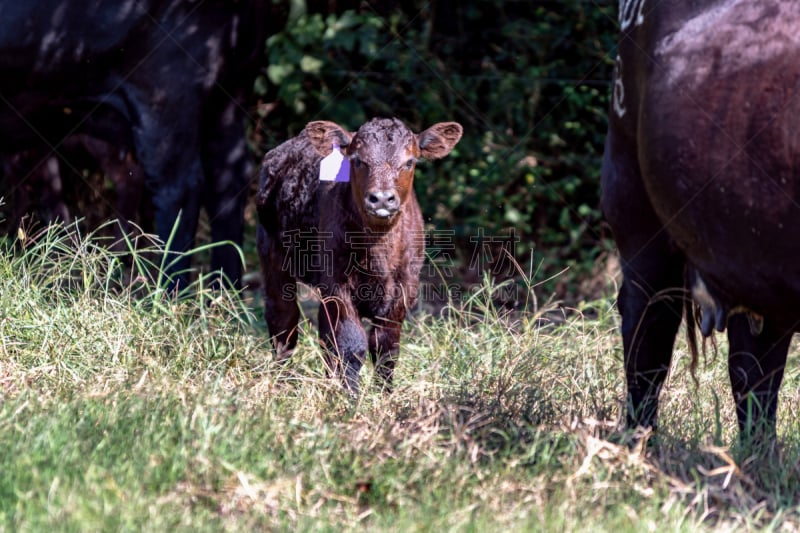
[1,224,800,531]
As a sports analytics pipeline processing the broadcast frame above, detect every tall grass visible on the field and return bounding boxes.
[1,223,799,531]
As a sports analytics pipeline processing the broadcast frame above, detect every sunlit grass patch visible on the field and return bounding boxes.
[1,224,800,530]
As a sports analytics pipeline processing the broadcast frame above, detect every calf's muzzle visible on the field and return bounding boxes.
[365,189,399,218]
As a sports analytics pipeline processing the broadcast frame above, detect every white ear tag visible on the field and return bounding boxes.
[319,144,350,182]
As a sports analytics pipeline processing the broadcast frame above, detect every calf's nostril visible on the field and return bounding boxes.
[368,193,380,205]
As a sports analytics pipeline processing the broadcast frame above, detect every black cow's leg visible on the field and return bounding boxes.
[727,314,791,445]
[602,132,685,433]
[202,99,249,289]
[131,105,204,290]
[318,297,366,395]
[368,320,402,392]
[618,245,684,432]
[75,136,146,253]
[257,226,300,360]
[148,161,202,290]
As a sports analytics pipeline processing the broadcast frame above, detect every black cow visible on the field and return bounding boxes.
[603,0,800,445]
[0,0,285,288]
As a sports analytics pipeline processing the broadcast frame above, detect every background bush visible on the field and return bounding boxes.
[253,0,618,297]
[0,1,620,302]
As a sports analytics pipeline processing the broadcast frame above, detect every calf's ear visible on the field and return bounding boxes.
[306,121,352,156]
[418,122,463,160]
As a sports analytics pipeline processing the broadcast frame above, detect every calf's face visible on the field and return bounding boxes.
[306,118,463,226]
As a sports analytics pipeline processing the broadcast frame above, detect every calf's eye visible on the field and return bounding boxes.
[352,157,362,168]
[405,159,415,169]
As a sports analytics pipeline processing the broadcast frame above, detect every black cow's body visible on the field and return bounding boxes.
[0,0,282,287]
[603,0,800,443]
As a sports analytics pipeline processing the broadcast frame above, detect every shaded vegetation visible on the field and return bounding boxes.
[253,0,619,297]
[0,1,620,301]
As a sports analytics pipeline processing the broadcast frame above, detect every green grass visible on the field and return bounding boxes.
[1,223,800,531]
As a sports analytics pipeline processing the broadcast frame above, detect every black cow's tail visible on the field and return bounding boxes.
[683,266,717,385]
[684,291,701,385]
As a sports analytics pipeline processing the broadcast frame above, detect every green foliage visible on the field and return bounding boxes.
[255,0,618,294]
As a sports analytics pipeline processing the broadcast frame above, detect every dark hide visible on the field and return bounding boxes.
[1,135,152,249]
[603,0,800,443]
[0,0,287,288]
[256,117,462,393]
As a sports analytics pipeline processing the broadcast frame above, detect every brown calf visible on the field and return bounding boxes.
[256,117,462,393]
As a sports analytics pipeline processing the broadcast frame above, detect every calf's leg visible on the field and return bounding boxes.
[369,319,402,391]
[257,226,300,360]
[318,297,367,394]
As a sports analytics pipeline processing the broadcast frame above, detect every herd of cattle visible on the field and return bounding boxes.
[1,0,798,447]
